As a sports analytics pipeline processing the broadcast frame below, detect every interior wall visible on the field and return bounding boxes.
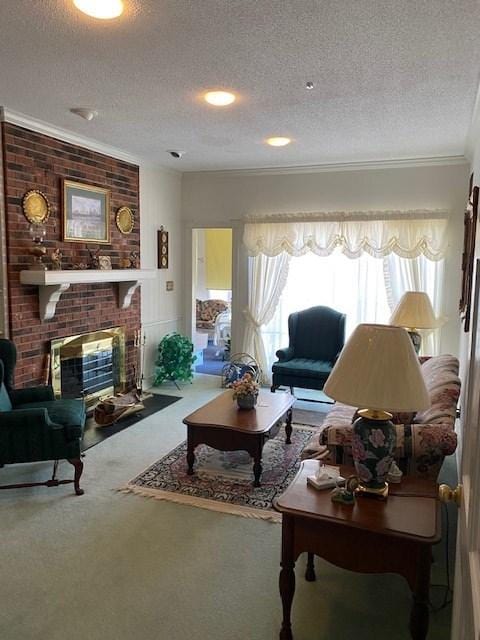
[140,166,183,387]
[456,138,480,455]
[182,162,470,357]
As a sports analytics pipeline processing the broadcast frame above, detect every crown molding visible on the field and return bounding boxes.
[184,155,468,177]
[0,107,179,176]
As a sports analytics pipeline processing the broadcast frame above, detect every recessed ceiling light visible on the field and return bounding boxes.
[204,91,236,106]
[73,0,124,19]
[266,137,292,147]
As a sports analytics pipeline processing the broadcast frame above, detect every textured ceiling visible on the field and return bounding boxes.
[0,0,479,171]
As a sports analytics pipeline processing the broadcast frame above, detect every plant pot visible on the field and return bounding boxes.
[236,394,257,410]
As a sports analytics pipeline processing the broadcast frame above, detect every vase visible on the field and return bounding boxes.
[236,394,257,410]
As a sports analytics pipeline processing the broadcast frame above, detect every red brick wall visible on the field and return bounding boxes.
[2,122,140,388]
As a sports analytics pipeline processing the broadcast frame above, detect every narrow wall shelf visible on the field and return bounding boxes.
[20,269,156,321]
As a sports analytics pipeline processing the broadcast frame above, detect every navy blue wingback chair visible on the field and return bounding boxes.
[271,306,346,394]
[0,339,86,495]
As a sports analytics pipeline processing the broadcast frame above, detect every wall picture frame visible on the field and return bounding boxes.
[157,227,169,269]
[63,179,110,244]
[460,174,478,333]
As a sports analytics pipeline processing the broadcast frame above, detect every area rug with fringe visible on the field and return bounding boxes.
[120,424,317,522]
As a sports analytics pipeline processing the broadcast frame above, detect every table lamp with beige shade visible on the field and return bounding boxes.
[324,324,430,498]
[389,291,443,354]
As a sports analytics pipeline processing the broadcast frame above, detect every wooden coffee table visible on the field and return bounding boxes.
[273,460,441,640]
[183,389,295,487]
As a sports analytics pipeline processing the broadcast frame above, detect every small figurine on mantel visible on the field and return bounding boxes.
[128,251,140,269]
[50,248,62,270]
[87,246,100,269]
[121,251,140,269]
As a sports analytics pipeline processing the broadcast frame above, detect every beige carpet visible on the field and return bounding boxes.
[0,375,452,640]
[293,407,329,427]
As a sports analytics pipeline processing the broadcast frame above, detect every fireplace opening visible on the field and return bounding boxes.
[51,327,126,407]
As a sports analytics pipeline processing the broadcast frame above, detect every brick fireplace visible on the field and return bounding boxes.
[1,122,140,389]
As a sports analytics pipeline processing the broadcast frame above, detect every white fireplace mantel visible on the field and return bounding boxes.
[20,269,156,321]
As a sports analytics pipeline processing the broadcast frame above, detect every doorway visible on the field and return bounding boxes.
[192,228,233,376]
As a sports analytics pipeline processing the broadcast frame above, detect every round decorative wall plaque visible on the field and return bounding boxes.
[22,190,51,224]
[115,206,135,234]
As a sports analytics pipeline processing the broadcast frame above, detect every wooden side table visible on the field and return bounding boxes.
[273,460,441,640]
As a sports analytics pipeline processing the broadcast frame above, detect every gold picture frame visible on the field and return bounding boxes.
[116,206,135,234]
[63,179,110,244]
[22,190,51,224]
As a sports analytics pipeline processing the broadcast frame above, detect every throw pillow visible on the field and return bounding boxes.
[390,411,416,425]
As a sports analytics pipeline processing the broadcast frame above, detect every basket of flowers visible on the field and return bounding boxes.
[232,372,260,410]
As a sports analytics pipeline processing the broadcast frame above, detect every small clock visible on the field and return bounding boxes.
[157,227,169,269]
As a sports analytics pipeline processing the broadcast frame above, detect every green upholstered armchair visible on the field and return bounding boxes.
[0,339,86,495]
[271,306,346,395]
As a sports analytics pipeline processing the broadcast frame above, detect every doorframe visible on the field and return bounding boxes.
[451,257,480,639]
[183,219,246,355]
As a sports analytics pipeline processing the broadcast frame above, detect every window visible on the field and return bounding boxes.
[261,250,441,370]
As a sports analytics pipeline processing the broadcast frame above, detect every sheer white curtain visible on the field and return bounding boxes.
[383,255,444,354]
[242,253,290,380]
[261,251,392,381]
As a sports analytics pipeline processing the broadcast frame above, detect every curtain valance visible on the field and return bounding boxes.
[243,210,449,261]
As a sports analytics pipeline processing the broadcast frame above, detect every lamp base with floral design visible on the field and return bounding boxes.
[351,409,396,499]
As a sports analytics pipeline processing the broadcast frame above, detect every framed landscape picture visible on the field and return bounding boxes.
[63,180,110,244]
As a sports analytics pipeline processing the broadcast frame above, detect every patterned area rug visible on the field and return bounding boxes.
[120,425,316,522]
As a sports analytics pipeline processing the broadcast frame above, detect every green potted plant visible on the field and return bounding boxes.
[154,332,196,388]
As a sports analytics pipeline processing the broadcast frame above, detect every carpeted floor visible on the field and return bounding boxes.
[194,344,226,376]
[293,407,329,427]
[0,375,454,640]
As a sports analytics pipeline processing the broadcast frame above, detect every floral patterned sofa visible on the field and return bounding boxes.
[307,354,460,478]
[196,299,230,334]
